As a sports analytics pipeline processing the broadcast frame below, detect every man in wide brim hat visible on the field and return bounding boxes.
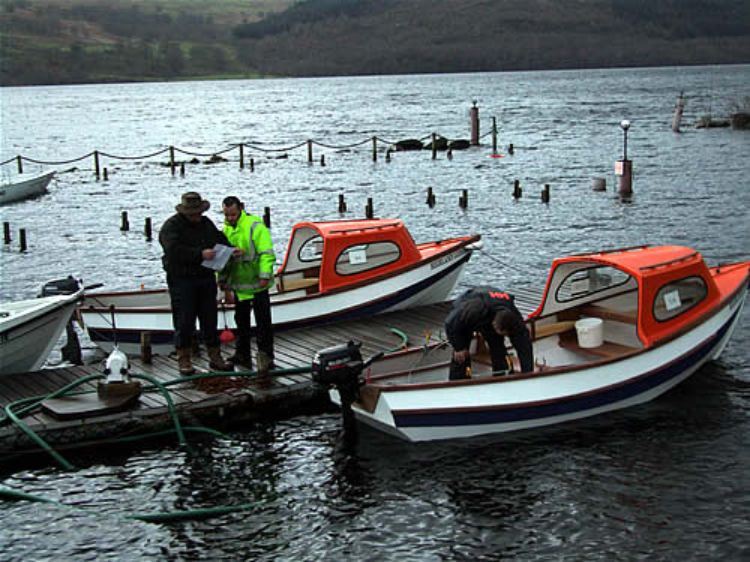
[159,191,233,374]
[176,191,210,216]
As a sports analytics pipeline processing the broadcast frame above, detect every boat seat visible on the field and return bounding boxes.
[558,332,639,359]
[278,277,319,292]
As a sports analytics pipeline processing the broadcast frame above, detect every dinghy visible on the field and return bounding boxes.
[80,218,481,354]
[316,245,749,442]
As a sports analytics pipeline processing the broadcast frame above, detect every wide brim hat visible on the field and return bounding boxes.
[176,191,210,215]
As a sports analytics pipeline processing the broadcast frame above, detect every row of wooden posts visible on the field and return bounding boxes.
[2,181,550,253]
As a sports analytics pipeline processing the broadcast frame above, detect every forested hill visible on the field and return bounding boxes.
[1,0,749,86]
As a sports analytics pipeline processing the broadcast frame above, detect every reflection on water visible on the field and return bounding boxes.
[1,66,749,560]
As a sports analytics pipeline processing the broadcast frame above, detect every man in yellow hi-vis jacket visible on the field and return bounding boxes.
[219,196,276,375]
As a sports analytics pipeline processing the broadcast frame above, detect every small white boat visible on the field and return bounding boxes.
[80,218,481,354]
[0,171,55,205]
[0,285,83,375]
[316,245,749,442]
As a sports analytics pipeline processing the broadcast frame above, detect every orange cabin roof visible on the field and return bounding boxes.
[536,245,736,347]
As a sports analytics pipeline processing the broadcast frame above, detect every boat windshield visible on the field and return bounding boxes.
[555,265,631,303]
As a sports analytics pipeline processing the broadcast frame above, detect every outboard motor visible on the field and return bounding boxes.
[39,276,83,365]
[39,275,81,297]
[312,340,383,439]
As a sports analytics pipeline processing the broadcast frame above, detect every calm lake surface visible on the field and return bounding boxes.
[1,66,749,560]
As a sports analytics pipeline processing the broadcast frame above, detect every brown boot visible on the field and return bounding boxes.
[207,346,233,371]
[177,347,195,375]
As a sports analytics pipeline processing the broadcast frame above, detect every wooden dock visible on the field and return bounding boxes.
[0,288,542,462]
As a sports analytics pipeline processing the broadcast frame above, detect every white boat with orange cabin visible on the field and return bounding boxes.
[80,218,481,354]
[315,245,749,442]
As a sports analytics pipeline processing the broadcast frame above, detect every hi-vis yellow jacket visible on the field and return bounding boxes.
[220,211,275,301]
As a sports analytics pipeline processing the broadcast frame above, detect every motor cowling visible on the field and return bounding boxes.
[39,276,80,297]
[311,340,364,388]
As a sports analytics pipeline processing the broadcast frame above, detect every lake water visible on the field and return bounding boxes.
[1,66,749,560]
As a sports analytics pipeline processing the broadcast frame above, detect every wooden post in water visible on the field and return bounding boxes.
[459,189,469,209]
[94,150,101,180]
[180,162,185,176]
[250,158,255,172]
[16,156,23,174]
[169,146,176,175]
[426,187,436,208]
[492,117,498,155]
[121,211,130,231]
[672,92,685,133]
[372,137,378,162]
[3,222,11,244]
[307,140,313,164]
[513,179,522,199]
[431,133,437,160]
[541,184,550,204]
[19,229,27,252]
[508,144,514,155]
[470,101,480,146]
[144,217,152,241]
[103,168,108,181]
[338,194,347,213]
[263,207,271,229]
[365,198,374,219]
[239,144,245,169]
[320,154,326,167]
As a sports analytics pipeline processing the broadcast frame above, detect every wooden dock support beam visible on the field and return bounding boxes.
[263,206,271,229]
[307,140,313,164]
[169,146,176,175]
[365,198,374,219]
[372,137,378,162]
[19,228,27,252]
[16,155,23,174]
[239,144,245,169]
[121,211,130,232]
[459,189,469,209]
[144,217,152,241]
[338,193,347,213]
[3,222,10,244]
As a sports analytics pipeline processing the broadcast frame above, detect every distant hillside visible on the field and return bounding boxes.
[1,0,749,86]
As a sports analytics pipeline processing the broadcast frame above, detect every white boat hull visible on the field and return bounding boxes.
[332,285,747,442]
[80,247,473,354]
[0,290,82,375]
[0,171,55,205]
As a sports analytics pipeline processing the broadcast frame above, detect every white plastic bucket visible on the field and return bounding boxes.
[575,317,603,348]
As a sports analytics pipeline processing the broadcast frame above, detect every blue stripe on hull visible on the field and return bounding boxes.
[88,254,470,346]
[393,305,740,429]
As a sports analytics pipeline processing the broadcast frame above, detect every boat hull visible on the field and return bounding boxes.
[80,248,472,354]
[0,291,81,375]
[0,171,55,205]
[333,283,747,442]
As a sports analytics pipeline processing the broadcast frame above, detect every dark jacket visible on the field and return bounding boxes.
[445,286,533,372]
[159,213,229,278]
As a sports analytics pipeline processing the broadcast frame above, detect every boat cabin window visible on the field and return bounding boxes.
[653,276,707,322]
[298,235,324,263]
[555,266,631,303]
[335,241,401,276]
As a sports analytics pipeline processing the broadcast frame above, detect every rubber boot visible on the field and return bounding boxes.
[207,346,233,371]
[256,350,273,388]
[177,347,195,375]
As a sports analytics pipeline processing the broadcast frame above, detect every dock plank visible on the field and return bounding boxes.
[0,291,544,458]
